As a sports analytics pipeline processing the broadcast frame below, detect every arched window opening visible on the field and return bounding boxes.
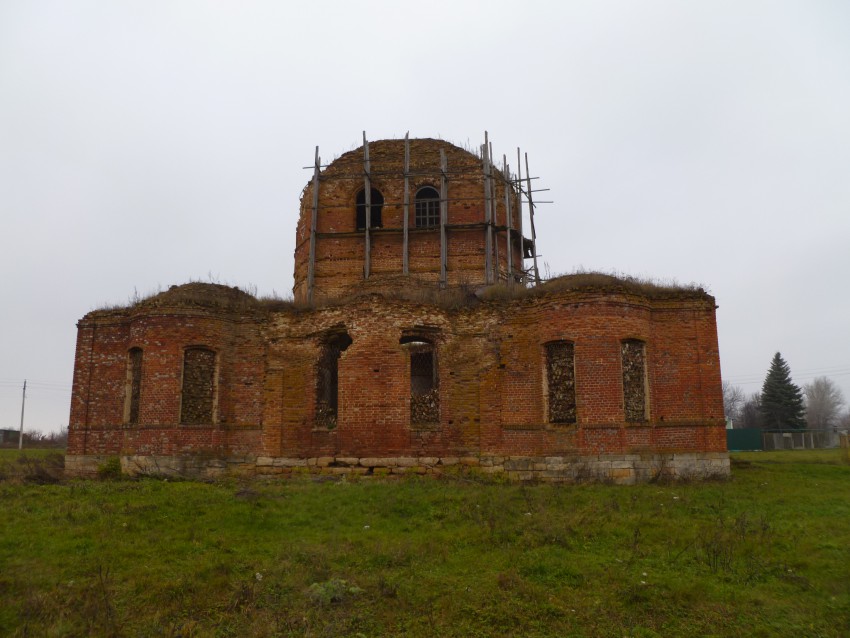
[546,341,576,424]
[622,339,648,422]
[181,347,216,425]
[355,188,384,230]
[316,332,352,429]
[401,336,439,425]
[125,348,143,425]
[414,186,440,228]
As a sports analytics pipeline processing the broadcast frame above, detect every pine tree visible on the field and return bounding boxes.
[759,352,806,429]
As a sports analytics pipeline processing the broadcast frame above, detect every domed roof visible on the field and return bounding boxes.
[318,138,482,178]
[137,283,260,312]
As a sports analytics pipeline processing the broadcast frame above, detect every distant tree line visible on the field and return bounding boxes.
[723,353,848,430]
[0,427,68,449]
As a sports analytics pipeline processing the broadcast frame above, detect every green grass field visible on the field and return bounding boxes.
[1,448,848,637]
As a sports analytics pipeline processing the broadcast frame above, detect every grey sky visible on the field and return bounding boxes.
[1,1,848,433]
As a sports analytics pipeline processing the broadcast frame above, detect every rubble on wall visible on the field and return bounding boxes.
[411,388,439,424]
[181,348,216,424]
[622,340,647,422]
[547,341,576,423]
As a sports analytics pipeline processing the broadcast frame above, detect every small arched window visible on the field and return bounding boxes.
[414,186,440,228]
[355,188,384,230]
[124,348,143,425]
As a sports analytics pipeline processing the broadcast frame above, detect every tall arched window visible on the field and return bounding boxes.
[414,186,440,228]
[180,347,217,425]
[355,188,384,230]
[124,348,143,425]
[401,336,439,425]
[316,332,352,429]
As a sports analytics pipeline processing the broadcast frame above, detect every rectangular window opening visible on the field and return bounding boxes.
[546,341,576,424]
[622,339,648,422]
[181,348,216,425]
[126,348,143,425]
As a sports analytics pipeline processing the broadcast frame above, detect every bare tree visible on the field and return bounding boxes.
[804,377,846,429]
[738,392,764,429]
[722,381,745,424]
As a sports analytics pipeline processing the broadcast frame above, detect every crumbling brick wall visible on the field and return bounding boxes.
[69,282,726,467]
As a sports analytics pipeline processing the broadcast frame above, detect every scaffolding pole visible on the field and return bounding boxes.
[503,155,513,281]
[403,132,410,276]
[482,132,494,284]
[440,149,448,287]
[525,152,541,284]
[363,131,371,279]
[307,146,320,303]
[516,148,525,282]
[490,140,499,279]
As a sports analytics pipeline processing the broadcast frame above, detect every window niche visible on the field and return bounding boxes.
[621,339,648,422]
[316,332,352,429]
[401,335,439,425]
[124,347,143,425]
[180,347,217,425]
[414,186,440,228]
[355,188,384,230]
[545,341,576,424]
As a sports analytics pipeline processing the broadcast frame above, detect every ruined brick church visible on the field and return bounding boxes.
[66,135,729,482]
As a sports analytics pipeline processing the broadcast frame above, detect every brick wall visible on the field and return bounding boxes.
[68,282,727,478]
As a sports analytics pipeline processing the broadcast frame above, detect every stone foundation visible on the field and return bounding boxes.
[65,452,730,484]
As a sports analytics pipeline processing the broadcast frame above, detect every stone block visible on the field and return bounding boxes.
[275,457,308,467]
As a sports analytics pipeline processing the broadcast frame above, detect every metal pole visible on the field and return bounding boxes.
[516,148,525,281]
[363,132,371,279]
[18,379,26,450]
[525,152,541,284]
[403,132,410,276]
[490,141,499,280]
[440,148,448,287]
[503,154,513,281]
[482,132,493,284]
[307,146,320,303]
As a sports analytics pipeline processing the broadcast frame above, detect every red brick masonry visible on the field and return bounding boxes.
[66,137,728,482]
[66,281,729,483]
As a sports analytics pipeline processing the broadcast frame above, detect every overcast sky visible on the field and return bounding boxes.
[1,1,848,434]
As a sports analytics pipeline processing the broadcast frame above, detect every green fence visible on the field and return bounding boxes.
[726,428,763,451]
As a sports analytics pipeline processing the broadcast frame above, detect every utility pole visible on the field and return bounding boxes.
[18,380,26,450]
